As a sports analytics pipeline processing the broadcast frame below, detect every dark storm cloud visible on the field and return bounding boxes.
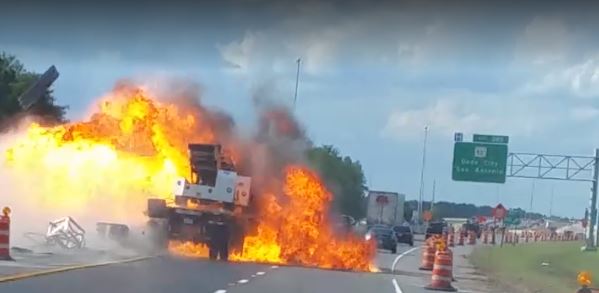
[2,0,598,59]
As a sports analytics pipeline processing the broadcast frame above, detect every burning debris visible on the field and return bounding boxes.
[2,79,376,271]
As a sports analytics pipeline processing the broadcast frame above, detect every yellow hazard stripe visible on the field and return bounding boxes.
[0,255,154,283]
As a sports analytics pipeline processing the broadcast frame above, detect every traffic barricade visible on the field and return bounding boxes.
[0,207,12,261]
[425,246,456,292]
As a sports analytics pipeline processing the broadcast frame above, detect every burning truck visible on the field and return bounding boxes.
[146,143,254,260]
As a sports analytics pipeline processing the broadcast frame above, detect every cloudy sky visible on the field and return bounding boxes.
[2,0,599,217]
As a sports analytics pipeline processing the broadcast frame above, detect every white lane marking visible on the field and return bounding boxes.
[389,247,419,293]
[453,287,485,293]
[250,275,256,278]
[237,279,249,284]
[214,290,227,293]
[391,278,403,293]
[271,265,279,269]
[391,247,420,271]
[256,271,265,276]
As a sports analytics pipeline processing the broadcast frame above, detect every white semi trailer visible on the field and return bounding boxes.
[366,191,405,227]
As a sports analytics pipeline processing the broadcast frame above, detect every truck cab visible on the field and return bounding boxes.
[146,144,253,260]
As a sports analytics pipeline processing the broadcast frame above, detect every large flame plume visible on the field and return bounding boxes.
[2,80,375,271]
[231,166,375,271]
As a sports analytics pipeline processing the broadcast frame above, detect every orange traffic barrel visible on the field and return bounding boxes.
[425,249,457,292]
[0,207,11,261]
[447,232,455,247]
[419,243,436,271]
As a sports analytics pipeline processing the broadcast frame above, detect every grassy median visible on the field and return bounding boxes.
[471,241,599,292]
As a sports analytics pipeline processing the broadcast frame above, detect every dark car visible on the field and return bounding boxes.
[462,223,482,238]
[393,225,414,246]
[425,221,447,240]
[365,225,397,254]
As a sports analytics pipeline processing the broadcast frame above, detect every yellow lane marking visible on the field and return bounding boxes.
[0,255,154,283]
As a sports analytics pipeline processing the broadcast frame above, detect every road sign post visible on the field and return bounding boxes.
[452,142,508,183]
[583,149,599,251]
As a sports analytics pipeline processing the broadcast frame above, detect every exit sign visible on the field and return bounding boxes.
[473,134,509,144]
[452,142,508,183]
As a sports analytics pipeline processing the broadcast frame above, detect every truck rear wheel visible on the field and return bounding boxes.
[209,245,218,260]
[217,224,230,261]
[146,219,168,251]
[207,223,230,261]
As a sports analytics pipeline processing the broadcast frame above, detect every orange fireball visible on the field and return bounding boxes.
[3,81,376,271]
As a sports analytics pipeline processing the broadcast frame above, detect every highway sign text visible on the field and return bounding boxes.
[452,142,508,183]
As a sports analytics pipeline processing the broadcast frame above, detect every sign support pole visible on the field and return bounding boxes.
[583,148,599,251]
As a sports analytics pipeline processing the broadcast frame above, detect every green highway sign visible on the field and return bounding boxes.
[473,134,509,144]
[452,142,508,183]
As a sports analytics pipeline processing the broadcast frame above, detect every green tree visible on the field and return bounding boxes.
[306,145,367,219]
[0,52,67,128]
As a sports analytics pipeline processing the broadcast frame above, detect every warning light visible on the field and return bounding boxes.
[578,271,592,286]
[2,207,10,217]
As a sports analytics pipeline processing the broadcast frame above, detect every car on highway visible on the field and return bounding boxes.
[462,222,482,238]
[365,225,397,254]
[425,221,447,240]
[392,225,414,246]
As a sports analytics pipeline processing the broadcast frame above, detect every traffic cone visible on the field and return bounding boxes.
[419,242,436,271]
[0,207,12,261]
[425,249,457,292]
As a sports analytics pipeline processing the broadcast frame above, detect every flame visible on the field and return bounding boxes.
[228,166,376,271]
[169,241,210,258]
[3,85,213,220]
[3,82,375,271]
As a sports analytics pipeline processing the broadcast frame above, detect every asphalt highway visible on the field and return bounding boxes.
[0,239,465,293]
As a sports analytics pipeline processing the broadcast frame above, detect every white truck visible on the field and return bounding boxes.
[145,144,254,260]
[366,191,405,227]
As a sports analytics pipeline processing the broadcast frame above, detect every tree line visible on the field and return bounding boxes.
[404,200,572,222]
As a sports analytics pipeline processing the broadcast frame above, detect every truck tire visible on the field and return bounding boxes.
[146,219,168,251]
[148,199,168,218]
[207,223,230,261]
[209,245,218,260]
[219,241,229,261]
